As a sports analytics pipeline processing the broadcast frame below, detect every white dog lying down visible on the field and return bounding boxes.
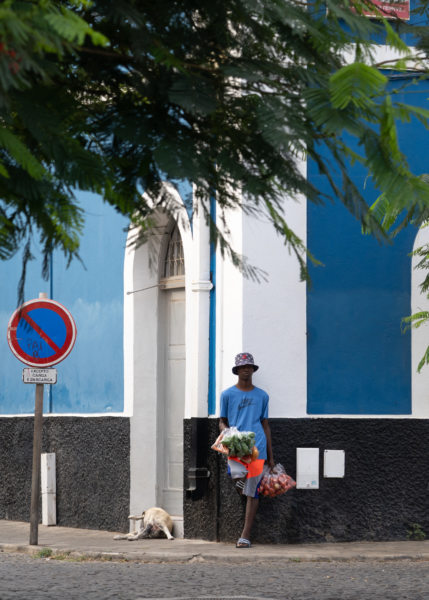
[114,507,174,541]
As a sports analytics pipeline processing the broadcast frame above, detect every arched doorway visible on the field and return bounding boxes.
[124,200,191,536]
[158,223,186,517]
[124,182,215,537]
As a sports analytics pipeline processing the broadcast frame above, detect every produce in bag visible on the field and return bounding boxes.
[211,430,230,455]
[259,463,296,498]
[211,426,257,460]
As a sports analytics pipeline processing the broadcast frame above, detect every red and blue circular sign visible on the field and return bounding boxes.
[7,299,77,367]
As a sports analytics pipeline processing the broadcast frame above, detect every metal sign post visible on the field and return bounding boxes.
[7,293,76,546]
[29,383,44,545]
[23,367,57,545]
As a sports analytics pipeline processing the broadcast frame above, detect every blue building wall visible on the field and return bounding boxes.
[0,193,128,414]
[307,76,429,414]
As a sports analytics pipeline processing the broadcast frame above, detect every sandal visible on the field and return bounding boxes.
[236,537,251,548]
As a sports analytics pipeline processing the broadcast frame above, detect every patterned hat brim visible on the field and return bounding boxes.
[232,363,259,375]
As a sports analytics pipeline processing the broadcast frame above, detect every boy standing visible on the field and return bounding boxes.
[219,352,274,548]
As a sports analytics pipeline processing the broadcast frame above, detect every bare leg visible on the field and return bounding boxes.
[240,496,259,541]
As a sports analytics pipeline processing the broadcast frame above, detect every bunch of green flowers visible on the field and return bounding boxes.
[221,429,256,458]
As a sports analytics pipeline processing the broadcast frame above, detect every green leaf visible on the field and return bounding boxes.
[44,10,108,46]
[0,128,45,179]
[402,312,429,332]
[330,63,387,110]
[417,345,429,373]
[0,162,9,178]
[384,20,409,54]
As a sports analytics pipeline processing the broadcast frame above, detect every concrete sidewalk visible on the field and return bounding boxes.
[1,520,429,563]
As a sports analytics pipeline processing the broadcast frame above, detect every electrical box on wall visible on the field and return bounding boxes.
[324,450,345,478]
[296,447,319,489]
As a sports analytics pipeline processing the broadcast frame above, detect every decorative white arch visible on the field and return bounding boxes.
[123,183,212,527]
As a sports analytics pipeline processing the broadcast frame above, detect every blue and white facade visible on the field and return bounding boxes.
[1,3,429,541]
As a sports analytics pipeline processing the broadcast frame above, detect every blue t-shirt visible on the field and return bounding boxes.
[220,385,269,460]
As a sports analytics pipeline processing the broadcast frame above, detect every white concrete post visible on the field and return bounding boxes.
[185,192,213,419]
[41,453,56,526]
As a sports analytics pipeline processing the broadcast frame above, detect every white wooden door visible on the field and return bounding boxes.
[162,288,185,516]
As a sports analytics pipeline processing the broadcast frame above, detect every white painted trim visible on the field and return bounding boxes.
[241,157,308,418]
[184,187,212,419]
[215,203,244,415]
[345,43,420,67]
[123,228,136,418]
[211,156,308,417]
[411,225,429,419]
[191,280,213,292]
[124,210,170,515]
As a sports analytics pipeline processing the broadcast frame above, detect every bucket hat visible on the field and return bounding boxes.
[232,352,259,375]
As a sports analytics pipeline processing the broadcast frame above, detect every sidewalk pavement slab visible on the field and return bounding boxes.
[1,520,429,564]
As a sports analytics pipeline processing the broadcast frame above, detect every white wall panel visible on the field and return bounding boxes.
[241,161,307,418]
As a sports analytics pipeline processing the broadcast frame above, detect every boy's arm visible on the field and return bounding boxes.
[262,419,275,470]
[219,391,228,432]
[219,417,229,432]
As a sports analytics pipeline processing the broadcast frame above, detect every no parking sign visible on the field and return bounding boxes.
[6,295,76,545]
[7,298,76,367]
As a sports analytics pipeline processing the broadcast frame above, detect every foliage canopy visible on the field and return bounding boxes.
[1,0,429,299]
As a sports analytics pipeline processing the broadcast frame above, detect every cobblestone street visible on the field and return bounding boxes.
[1,553,429,599]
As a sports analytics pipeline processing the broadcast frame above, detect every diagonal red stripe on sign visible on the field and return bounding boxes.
[22,313,61,354]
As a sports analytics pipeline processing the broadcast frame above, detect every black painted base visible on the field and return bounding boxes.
[0,417,130,532]
[184,418,429,544]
